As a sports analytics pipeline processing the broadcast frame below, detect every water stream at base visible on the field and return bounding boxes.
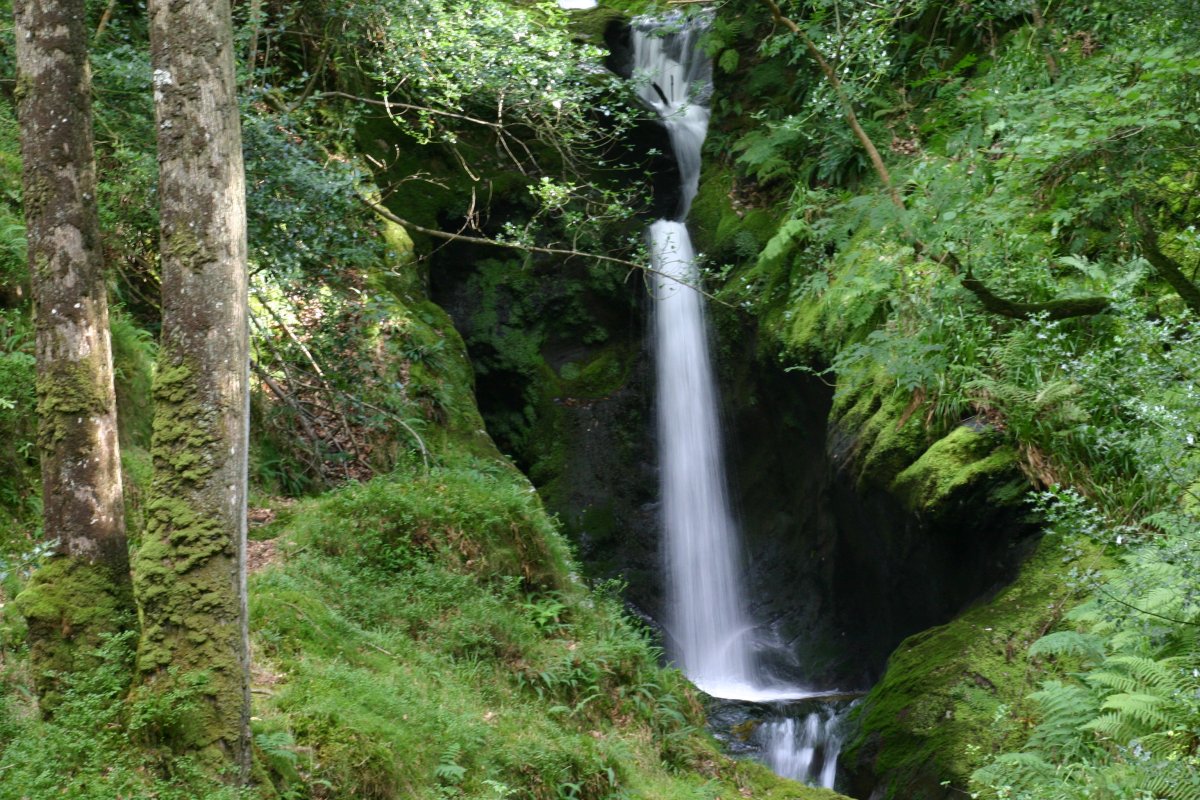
[632,14,845,790]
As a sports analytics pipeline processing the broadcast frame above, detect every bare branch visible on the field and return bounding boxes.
[317,90,504,130]
[358,196,732,306]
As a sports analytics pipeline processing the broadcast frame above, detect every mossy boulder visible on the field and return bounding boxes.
[891,426,1022,518]
[842,533,1107,799]
[853,393,935,487]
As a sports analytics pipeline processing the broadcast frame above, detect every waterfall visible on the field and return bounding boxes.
[631,16,711,218]
[636,14,756,698]
[650,219,758,696]
[634,13,844,790]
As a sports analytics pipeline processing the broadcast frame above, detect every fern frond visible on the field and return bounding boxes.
[1083,710,1140,742]
[1134,728,1197,759]
[1145,765,1200,800]
[972,750,1057,794]
[1085,669,1140,695]
[1095,692,1173,731]
[1027,681,1100,757]
[1029,631,1107,664]
[1106,655,1189,694]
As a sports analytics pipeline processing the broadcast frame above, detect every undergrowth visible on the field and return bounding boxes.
[241,454,820,799]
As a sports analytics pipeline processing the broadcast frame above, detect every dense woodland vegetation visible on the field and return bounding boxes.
[0,0,1198,798]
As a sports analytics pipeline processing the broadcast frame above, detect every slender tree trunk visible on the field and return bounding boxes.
[246,0,263,79]
[763,0,902,210]
[133,0,251,781]
[11,0,132,710]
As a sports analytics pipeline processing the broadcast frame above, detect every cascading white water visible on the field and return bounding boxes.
[650,219,758,696]
[635,14,844,789]
[632,16,711,218]
[637,15,757,698]
[761,711,845,789]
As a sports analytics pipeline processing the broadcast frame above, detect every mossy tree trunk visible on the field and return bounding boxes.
[132,0,252,782]
[11,0,133,709]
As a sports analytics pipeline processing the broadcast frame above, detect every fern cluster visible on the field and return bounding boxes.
[973,500,1200,800]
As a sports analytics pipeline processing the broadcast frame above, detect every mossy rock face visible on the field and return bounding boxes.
[841,533,1107,799]
[691,166,780,264]
[854,393,935,488]
[891,426,1022,518]
[561,6,628,44]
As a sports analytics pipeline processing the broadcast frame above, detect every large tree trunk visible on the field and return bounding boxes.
[133,0,252,781]
[11,0,132,710]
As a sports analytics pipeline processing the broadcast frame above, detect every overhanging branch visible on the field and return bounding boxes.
[944,252,1111,319]
[358,196,732,306]
[1134,205,1200,314]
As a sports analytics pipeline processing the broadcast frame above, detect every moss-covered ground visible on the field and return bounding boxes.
[242,458,846,800]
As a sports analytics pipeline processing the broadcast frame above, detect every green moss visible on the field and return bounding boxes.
[35,358,110,450]
[132,358,245,763]
[146,362,217,483]
[376,218,420,296]
[843,534,1107,799]
[14,556,133,710]
[783,295,830,360]
[691,166,780,262]
[724,760,850,800]
[856,393,934,487]
[830,374,883,431]
[891,427,1020,516]
[556,343,634,400]
[562,6,627,43]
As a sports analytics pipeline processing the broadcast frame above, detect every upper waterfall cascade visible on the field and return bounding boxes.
[635,15,845,790]
[632,16,711,220]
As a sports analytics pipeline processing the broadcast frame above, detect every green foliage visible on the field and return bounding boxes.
[0,104,23,291]
[972,496,1200,800]
[721,1,1200,796]
[243,455,822,800]
[110,309,156,451]
[0,632,250,800]
[361,0,628,163]
[0,309,37,558]
[243,112,382,281]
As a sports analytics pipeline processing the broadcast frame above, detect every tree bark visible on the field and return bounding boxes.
[11,0,132,709]
[133,0,251,781]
